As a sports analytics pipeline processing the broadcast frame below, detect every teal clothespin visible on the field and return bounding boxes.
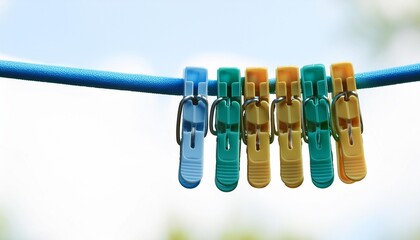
[301,64,334,188]
[209,68,242,192]
[176,67,208,188]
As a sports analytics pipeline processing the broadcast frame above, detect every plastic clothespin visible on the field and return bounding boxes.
[270,67,304,188]
[209,68,242,192]
[301,64,334,188]
[176,67,208,188]
[242,68,270,188]
[330,62,366,183]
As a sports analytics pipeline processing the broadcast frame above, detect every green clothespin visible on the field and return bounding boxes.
[301,64,334,188]
[209,68,242,192]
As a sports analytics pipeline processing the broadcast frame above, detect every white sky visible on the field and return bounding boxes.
[0,0,420,240]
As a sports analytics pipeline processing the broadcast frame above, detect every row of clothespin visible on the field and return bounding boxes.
[176,62,366,191]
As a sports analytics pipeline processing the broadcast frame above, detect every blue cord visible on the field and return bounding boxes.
[0,60,186,95]
[354,64,420,89]
[1,60,419,95]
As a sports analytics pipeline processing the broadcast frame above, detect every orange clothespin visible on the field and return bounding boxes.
[270,67,304,188]
[242,68,270,188]
[330,62,366,183]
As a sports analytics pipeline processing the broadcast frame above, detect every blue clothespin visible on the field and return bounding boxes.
[301,64,334,188]
[209,68,242,192]
[176,67,208,188]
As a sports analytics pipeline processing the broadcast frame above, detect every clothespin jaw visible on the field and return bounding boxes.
[301,64,334,188]
[242,68,270,188]
[270,66,304,188]
[176,67,208,188]
[330,62,366,183]
[209,68,242,192]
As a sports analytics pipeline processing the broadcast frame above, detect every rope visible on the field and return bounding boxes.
[1,60,419,96]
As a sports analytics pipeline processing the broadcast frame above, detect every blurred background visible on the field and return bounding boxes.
[0,0,420,239]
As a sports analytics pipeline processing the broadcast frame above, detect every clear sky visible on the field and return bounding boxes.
[0,0,420,239]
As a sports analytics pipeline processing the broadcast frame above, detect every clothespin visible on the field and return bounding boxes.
[176,67,208,188]
[301,64,334,188]
[330,62,366,183]
[270,67,304,188]
[242,68,270,188]
[209,68,241,192]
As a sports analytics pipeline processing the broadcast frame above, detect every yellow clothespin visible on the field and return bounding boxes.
[330,62,366,183]
[270,67,304,188]
[242,68,270,188]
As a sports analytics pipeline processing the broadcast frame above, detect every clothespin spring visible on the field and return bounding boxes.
[240,96,260,146]
[269,96,286,143]
[209,96,232,150]
[269,96,302,149]
[330,91,364,143]
[176,94,209,145]
[209,96,230,135]
[301,95,331,146]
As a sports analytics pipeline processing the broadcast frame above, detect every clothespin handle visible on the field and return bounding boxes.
[301,64,334,188]
[176,67,208,189]
[243,68,271,188]
[209,68,242,192]
[330,62,366,183]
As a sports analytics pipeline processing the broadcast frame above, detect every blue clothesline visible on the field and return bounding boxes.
[0,60,419,96]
